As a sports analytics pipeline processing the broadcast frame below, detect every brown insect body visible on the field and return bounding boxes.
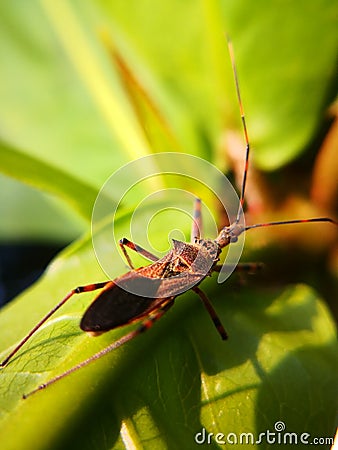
[81,238,221,335]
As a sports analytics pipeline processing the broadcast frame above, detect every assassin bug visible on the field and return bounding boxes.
[1,40,337,399]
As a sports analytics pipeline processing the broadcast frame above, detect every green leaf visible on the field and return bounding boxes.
[230,0,337,171]
[97,0,337,169]
[0,0,153,222]
[1,0,336,214]
[0,1,337,450]
[0,173,86,242]
[0,140,104,221]
[0,206,337,450]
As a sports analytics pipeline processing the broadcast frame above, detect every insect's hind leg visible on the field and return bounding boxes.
[119,238,159,269]
[0,281,109,368]
[23,299,175,399]
[192,286,228,340]
[191,198,203,242]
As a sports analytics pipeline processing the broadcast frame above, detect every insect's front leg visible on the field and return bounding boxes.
[119,238,159,269]
[0,282,109,368]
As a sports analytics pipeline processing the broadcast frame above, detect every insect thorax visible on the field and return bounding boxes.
[167,238,220,276]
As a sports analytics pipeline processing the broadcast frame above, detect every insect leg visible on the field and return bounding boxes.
[22,299,174,399]
[213,262,264,274]
[119,238,159,269]
[0,282,109,368]
[191,198,203,241]
[192,286,228,340]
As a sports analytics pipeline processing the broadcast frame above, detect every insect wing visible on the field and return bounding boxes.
[80,266,205,333]
[80,271,168,333]
[152,272,206,297]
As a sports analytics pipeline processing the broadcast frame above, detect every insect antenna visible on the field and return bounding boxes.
[227,36,250,224]
[245,217,338,232]
[224,37,338,240]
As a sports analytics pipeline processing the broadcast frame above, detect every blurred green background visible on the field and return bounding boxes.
[0,1,337,449]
